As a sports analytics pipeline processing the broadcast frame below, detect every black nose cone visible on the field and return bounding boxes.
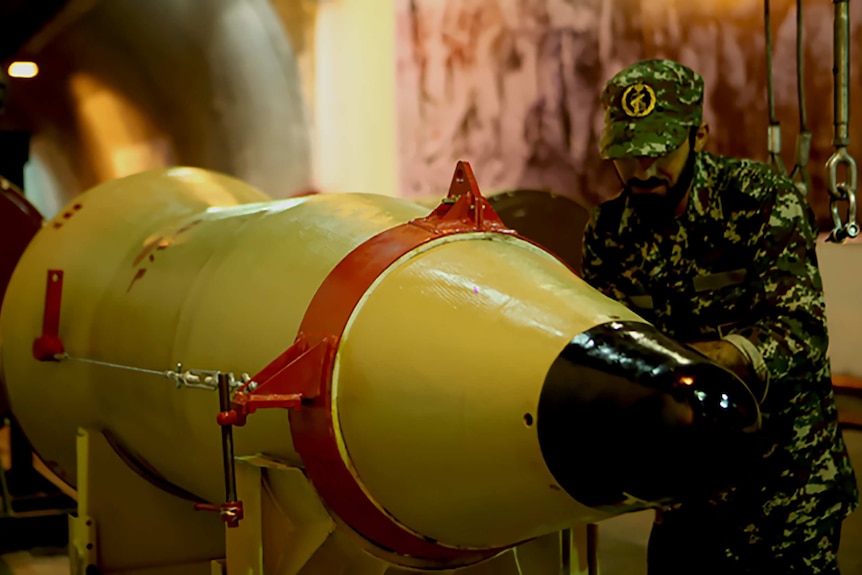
[537,321,761,512]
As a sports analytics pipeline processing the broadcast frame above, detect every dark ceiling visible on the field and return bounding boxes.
[0,0,68,62]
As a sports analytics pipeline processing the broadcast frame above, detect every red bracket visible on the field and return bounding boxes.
[217,334,338,427]
[32,269,65,361]
[193,501,244,528]
[412,161,512,234]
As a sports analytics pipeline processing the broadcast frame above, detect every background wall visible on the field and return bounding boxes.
[395,0,862,230]
[274,0,400,197]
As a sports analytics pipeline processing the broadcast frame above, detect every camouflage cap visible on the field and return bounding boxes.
[600,59,704,159]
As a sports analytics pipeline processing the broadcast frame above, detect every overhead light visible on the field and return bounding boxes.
[8,61,39,78]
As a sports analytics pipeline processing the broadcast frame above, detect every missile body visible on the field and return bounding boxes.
[0,165,759,572]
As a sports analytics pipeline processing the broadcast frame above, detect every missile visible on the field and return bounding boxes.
[0,162,759,574]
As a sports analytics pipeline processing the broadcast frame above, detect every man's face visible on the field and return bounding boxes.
[611,138,691,197]
[608,123,708,220]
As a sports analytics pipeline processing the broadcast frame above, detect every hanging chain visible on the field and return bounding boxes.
[765,0,787,175]
[825,0,859,243]
[54,353,249,392]
[788,0,812,196]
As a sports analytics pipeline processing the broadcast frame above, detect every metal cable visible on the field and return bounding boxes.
[56,353,167,377]
[55,353,247,391]
[796,0,807,132]
[765,0,776,126]
[790,0,813,196]
[765,0,786,175]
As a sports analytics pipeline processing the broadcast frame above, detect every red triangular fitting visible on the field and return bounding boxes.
[414,161,512,233]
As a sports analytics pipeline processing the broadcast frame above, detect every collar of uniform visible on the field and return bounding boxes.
[685,152,724,222]
[617,192,636,235]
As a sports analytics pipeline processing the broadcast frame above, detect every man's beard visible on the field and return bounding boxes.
[624,145,698,225]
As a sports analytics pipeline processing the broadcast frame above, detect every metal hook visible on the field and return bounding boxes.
[825,148,859,242]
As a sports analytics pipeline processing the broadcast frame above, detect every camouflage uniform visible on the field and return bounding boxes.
[584,59,859,574]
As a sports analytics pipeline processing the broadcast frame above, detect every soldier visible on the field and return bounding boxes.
[583,58,859,574]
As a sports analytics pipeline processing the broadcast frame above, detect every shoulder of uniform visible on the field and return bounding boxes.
[710,153,796,210]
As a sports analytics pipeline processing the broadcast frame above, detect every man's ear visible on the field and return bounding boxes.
[694,122,710,153]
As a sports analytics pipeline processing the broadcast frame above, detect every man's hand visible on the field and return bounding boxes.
[687,340,754,382]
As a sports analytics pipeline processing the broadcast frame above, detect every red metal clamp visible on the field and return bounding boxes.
[193,501,244,528]
[216,333,338,427]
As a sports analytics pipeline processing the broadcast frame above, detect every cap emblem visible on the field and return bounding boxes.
[621,83,657,118]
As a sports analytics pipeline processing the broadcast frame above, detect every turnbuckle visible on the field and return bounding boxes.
[165,365,249,391]
[193,372,243,527]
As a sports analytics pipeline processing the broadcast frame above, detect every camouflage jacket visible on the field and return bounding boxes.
[582,151,859,533]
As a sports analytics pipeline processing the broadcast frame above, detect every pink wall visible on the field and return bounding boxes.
[396,0,862,230]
